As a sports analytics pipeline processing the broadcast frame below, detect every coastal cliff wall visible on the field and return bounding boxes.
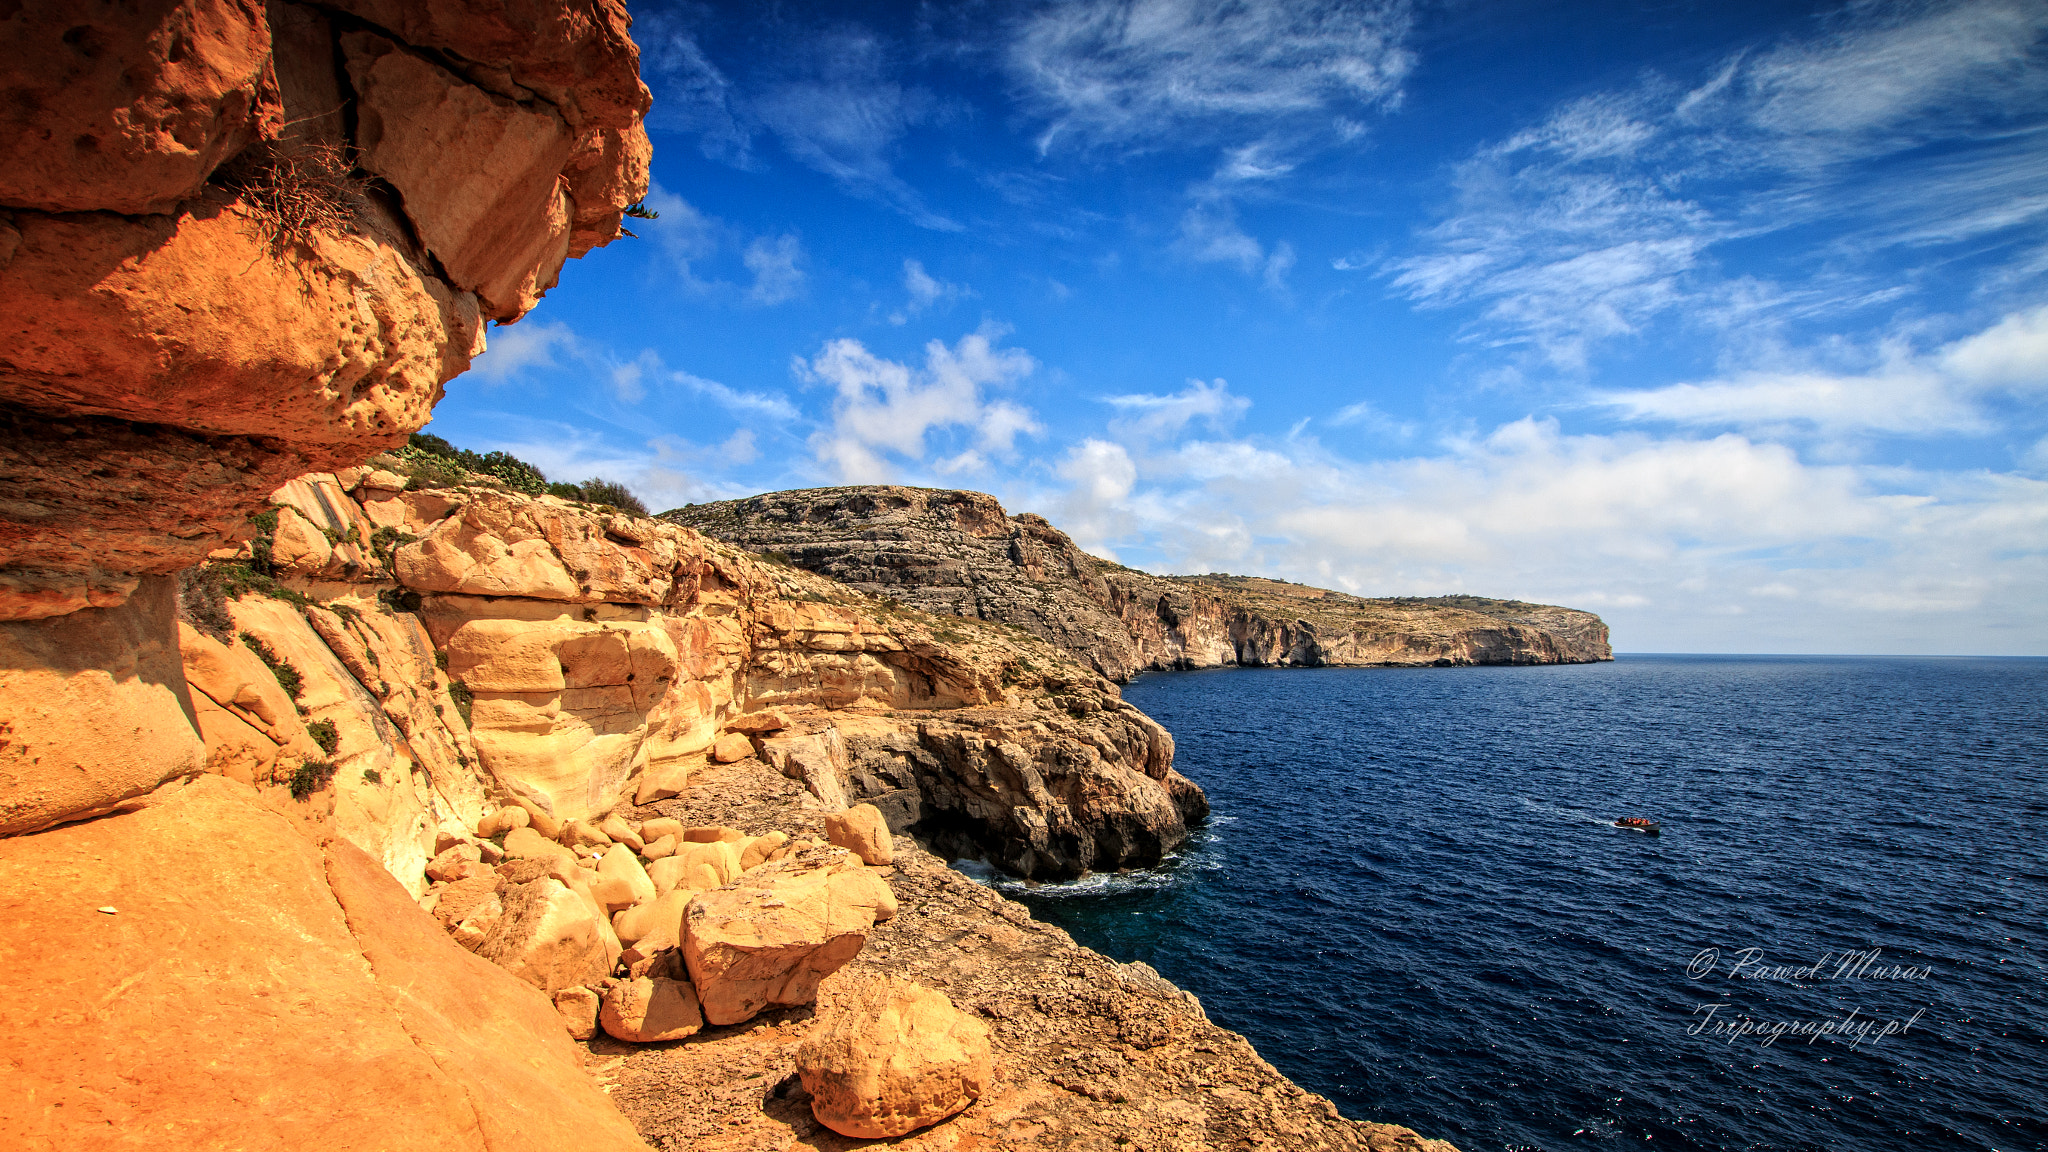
[667,485,1614,682]
[0,5,1459,1148]
[171,465,1202,886]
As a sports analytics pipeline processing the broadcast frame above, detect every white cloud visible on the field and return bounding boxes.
[1009,0,1415,153]
[640,185,725,288]
[469,321,578,385]
[469,330,798,422]
[888,259,969,324]
[1175,202,1296,291]
[799,328,1042,482]
[632,11,754,165]
[1033,413,2048,653]
[1595,304,2048,434]
[743,234,807,305]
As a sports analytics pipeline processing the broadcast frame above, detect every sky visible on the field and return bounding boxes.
[428,0,2048,655]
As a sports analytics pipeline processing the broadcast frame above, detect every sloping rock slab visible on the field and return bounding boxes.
[0,774,647,1151]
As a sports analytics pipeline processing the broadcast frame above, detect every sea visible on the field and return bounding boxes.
[958,654,2048,1152]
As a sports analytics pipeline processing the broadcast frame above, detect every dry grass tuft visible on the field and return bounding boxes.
[217,140,372,253]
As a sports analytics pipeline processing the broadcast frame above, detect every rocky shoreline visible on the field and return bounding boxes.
[0,4,1466,1148]
[597,758,1460,1152]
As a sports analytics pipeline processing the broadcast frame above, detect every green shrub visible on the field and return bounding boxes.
[306,718,340,755]
[576,478,648,517]
[447,680,473,727]
[288,759,337,799]
[378,586,423,614]
[395,433,553,495]
[362,768,383,785]
[247,508,279,574]
[369,525,417,569]
[239,631,304,700]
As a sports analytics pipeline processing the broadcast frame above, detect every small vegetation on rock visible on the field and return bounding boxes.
[362,768,382,785]
[370,525,418,569]
[378,586,423,615]
[288,759,337,799]
[214,139,372,254]
[447,680,474,727]
[246,508,279,574]
[239,631,304,701]
[306,718,340,755]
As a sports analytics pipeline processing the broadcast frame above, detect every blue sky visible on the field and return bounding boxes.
[430,0,2048,655]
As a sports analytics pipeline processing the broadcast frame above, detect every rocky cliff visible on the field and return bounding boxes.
[666,485,1613,681]
[168,462,1204,884]
[0,5,1460,1148]
[1,0,650,620]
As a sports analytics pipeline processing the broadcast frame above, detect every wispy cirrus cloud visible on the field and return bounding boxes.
[472,330,799,422]
[635,13,959,230]
[1007,0,1415,154]
[888,259,970,325]
[1383,0,2048,368]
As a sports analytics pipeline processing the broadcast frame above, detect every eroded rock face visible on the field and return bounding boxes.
[0,577,204,836]
[0,0,650,614]
[0,0,277,214]
[667,486,1614,679]
[798,974,993,1139]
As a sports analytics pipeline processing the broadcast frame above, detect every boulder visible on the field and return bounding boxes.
[641,834,678,860]
[563,819,612,849]
[640,816,683,843]
[681,850,883,1026]
[648,840,738,895]
[342,31,575,319]
[684,825,746,845]
[739,831,790,870]
[0,578,205,835]
[711,732,754,763]
[725,710,789,734]
[478,806,531,837]
[798,976,994,1139]
[824,803,893,866]
[553,986,600,1041]
[425,842,483,882]
[0,774,646,1150]
[503,826,578,871]
[599,976,703,1044]
[612,889,690,947]
[600,813,644,852]
[474,877,618,994]
[594,843,655,910]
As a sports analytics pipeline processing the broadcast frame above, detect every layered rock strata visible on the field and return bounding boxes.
[664,486,1613,682]
[0,0,652,618]
[0,460,1207,875]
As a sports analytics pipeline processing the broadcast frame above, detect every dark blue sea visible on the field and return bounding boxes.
[964,655,2048,1152]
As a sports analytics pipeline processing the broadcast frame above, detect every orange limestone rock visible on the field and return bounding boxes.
[0,775,647,1151]
[797,974,994,1140]
[0,0,650,614]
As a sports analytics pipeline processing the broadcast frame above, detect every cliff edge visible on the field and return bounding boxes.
[666,485,1613,682]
